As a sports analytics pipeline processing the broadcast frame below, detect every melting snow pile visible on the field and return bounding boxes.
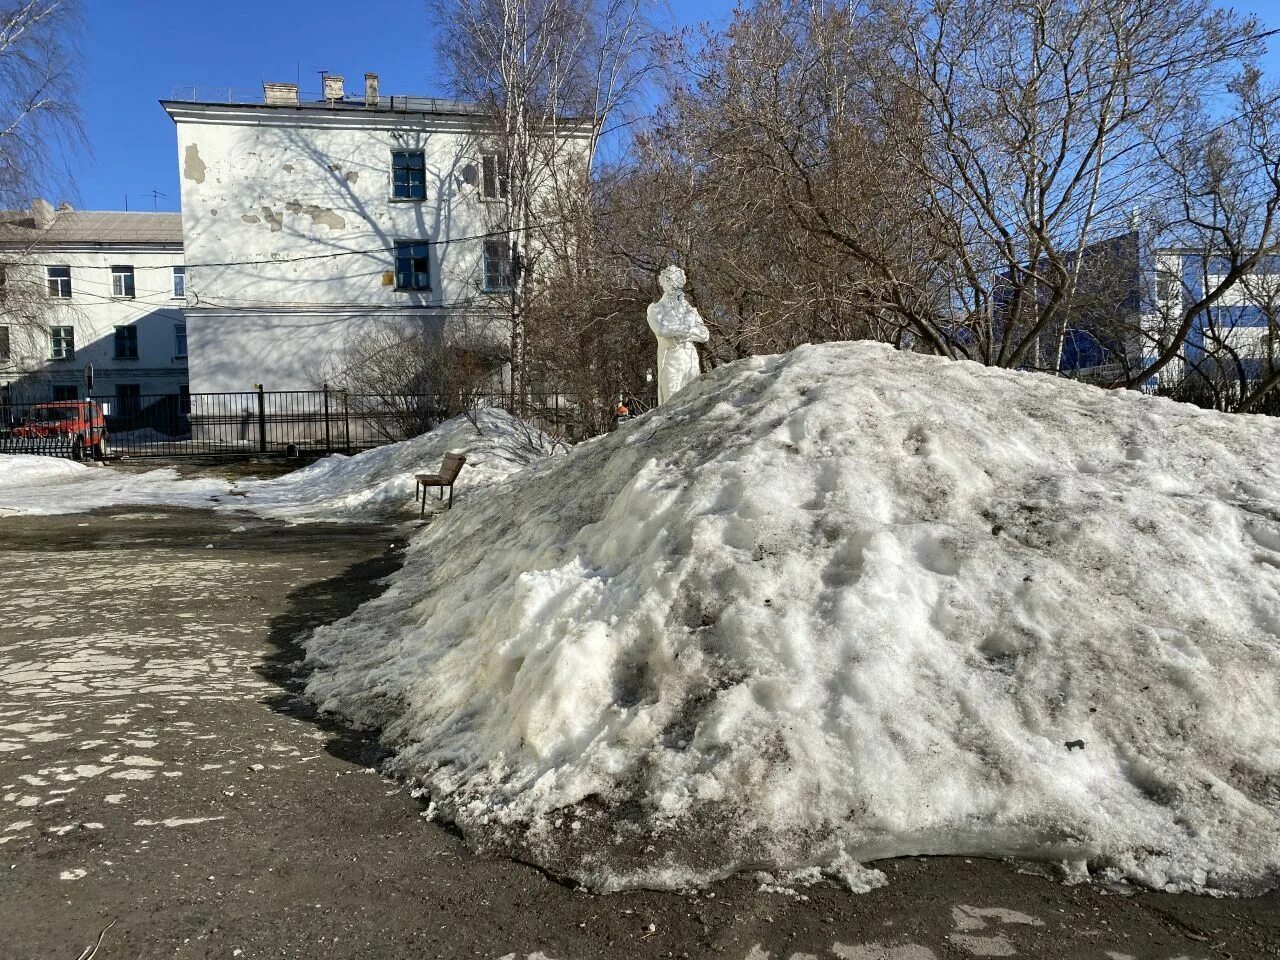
[306,343,1276,893]
[233,409,557,521]
[0,410,553,520]
[0,455,228,516]
[0,454,88,489]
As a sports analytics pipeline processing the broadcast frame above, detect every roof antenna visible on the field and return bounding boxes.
[147,188,167,211]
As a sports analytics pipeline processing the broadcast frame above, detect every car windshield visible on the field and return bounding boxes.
[28,407,75,422]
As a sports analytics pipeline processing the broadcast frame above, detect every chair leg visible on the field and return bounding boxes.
[448,484,453,508]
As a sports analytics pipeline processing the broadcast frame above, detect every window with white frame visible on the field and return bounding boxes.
[392,150,427,200]
[172,266,186,298]
[394,241,431,290]
[481,152,509,200]
[483,239,513,293]
[174,322,187,358]
[47,266,71,298]
[114,325,138,359]
[50,326,74,359]
[111,265,136,298]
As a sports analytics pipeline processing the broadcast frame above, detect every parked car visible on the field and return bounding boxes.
[11,401,110,460]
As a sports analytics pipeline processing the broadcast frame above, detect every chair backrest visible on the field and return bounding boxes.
[440,452,467,482]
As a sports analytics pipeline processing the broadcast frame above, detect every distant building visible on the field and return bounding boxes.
[0,201,188,411]
[1149,249,1280,395]
[997,231,1280,402]
[161,74,588,395]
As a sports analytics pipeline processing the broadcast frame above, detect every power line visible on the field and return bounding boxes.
[0,216,578,272]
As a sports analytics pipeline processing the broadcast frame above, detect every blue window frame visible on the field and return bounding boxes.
[392,150,426,200]
[394,241,431,290]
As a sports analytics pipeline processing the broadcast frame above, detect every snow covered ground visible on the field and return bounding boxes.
[0,410,555,521]
[0,455,228,517]
[232,409,558,522]
[302,341,1280,896]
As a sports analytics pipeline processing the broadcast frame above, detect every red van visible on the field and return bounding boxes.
[12,401,110,460]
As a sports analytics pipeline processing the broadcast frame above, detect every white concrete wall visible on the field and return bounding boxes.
[168,102,585,392]
[0,248,187,404]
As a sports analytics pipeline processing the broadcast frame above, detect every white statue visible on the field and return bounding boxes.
[647,265,709,405]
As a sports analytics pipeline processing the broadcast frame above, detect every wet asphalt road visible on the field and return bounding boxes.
[0,508,1277,960]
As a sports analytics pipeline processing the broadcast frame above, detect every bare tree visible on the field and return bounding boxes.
[869,0,1264,371]
[428,0,655,405]
[315,321,506,438]
[0,0,83,384]
[1123,67,1280,410]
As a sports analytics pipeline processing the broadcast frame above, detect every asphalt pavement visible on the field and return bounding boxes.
[0,508,1276,960]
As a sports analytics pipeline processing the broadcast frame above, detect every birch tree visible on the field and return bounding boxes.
[428,0,654,404]
[0,0,83,375]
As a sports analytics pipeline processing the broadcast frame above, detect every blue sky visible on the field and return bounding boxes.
[72,0,1280,213]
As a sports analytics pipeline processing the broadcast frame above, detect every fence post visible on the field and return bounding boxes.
[255,384,267,453]
[343,390,351,455]
[322,384,332,454]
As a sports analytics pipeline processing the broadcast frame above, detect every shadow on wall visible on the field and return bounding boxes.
[182,118,512,393]
[1,306,187,408]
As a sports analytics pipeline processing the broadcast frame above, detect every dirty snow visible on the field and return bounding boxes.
[232,409,559,521]
[303,341,1280,895]
[0,410,556,520]
[0,456,227,516]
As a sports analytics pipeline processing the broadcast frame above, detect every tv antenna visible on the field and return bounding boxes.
[146,189,167,211]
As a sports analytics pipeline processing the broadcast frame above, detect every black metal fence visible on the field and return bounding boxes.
[0,386,622,460]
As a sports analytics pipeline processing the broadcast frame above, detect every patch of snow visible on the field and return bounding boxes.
[133,816,225,827]
[0,410,557,521]
[0,455,228,516]
[0,455,87,488]
[302,341,1280,895]
[232,409,560,522]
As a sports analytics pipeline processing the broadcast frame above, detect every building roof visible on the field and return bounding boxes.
[167,85,489,116]
[0,210,183,247]
[161,86,590,129]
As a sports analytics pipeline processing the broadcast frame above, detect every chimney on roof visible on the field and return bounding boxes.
[364,72,379,107]
[323,74,345,102]
[31,198,55,229]
[264,81,299,105]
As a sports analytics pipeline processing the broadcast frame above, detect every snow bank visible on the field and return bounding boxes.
[0,411,554,521]
[303,341,1280,895]
[233,409,558,522]
[0,454,89,489]
[0,455,228,517]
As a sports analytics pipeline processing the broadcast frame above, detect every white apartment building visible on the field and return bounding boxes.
[0,202,188,410]
[162,74,588,394]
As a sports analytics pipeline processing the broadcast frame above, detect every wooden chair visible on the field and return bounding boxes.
[415,452,467,515]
